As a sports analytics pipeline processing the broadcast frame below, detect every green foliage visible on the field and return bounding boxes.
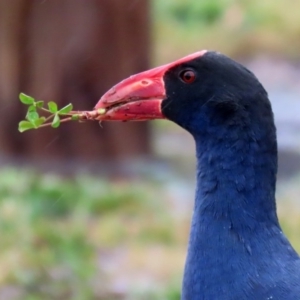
[18,93,80,132]
[153,0,300,63]
[59,103,73,114]
[0,168,183,299]
[71,114,79,121]
[155,0,231,26]
[48,101,58,113]
[20,93,35,105]
[167,0,230,25]
[51,113,60,128]
[18,120,36,132]
[0,169,96,299]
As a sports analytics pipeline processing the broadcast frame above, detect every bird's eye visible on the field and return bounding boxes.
[179,69,196,84]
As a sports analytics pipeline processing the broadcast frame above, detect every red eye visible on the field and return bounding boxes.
[180,70,196,83]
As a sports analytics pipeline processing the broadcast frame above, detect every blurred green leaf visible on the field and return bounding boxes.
[18,121,35,132]
[35,101,44,108]
[59,103,73,114]
[48,101,58,113]
[52,114,60,128]
[26,111,39,123]
[71,114,79,121]
[34,117,46,127]
[19,93,35,105]
[28,105,37,112]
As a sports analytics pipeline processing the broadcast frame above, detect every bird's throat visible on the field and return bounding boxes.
[193,126,278,221]
[181,131,280,299]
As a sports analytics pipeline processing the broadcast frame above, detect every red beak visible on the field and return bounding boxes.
[94,50,207,121]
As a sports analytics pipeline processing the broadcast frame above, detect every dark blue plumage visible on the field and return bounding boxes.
[161,52,300,299]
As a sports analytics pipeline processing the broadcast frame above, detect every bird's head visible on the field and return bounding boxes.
[95,51,272,137]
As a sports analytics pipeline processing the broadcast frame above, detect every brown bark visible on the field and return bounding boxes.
[0,0,151,163]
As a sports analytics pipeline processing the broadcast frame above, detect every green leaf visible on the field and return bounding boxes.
[51,114,60,128]
[26,111,39,123]
[28,105,37,112]
[58,103,73,114]
[33,117,46,127]
[35,101,44,108]
[48,101,58,113]
[18,121,35,132]
[71,114,79,121]
[19,93,35,105]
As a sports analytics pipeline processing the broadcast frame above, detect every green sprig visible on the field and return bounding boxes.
[18,93,101,132]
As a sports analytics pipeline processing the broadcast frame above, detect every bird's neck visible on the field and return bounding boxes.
[182,129,281,299]
[193,130,278,223]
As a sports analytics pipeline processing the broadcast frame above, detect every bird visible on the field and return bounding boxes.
[95,51,300,299]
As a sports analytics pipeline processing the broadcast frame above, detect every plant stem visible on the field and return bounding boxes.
[38,117,74,128]
[44,114,56,122]
[39,107,52,114]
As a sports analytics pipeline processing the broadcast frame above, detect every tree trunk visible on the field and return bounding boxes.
[0,0,151,165]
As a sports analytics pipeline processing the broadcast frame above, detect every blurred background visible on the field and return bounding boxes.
[0,0,300,299]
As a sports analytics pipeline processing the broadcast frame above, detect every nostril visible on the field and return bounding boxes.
[141,79,151,86]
